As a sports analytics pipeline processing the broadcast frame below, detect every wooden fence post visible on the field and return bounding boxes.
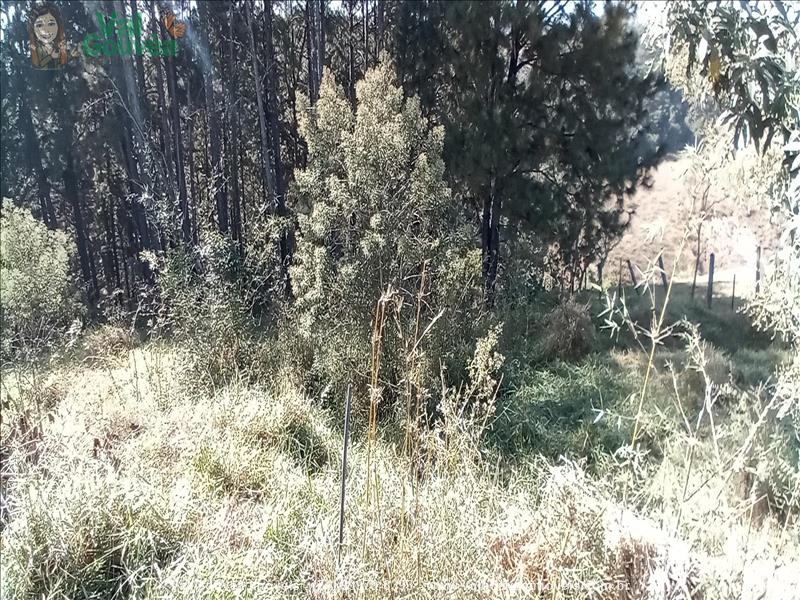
[627,259,639,291]
[731,274,736,311]
[617,258,623,298]
[756,245,761,294]
[597,264,603,298]
[707,252,715,309]
[691,254,700,301]
[657,255,668,290]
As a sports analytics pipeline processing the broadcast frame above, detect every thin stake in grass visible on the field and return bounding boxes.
[337,383,352,567]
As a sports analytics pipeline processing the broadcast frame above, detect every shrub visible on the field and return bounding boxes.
[489,357,640,462]
[0,205,80,358]
[730,347,789,389]
[0,470,188,599]
[82,324,138,360]
[289,60,483,403]
[539,299,596,361]
[155,242,271,387]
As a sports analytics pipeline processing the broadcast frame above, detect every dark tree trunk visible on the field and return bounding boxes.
[150,2,177,231]
[363,0,369,70]
[63,152,98,310]
[347,1,356,105]
[227,1,242,245]
[285,3,303,170]
[376,0,385,54]
[481,176,501,306]
[266,0,291,296]
[18,90,56,229]
[102,159,123,295]
[110,0,155,257]
[199,0,229,235]
[116,208,133,302]
[130,0,147,101]
[247,0,277,210]
[163,25,191,246]
[306,0,325,102]
[187,80,199,246]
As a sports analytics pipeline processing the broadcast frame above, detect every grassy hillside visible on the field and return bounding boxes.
[1,293,797,598]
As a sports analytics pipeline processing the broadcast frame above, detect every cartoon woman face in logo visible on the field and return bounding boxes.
[28,3,68,69]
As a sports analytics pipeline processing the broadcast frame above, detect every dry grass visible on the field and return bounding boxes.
[1,338,797,599]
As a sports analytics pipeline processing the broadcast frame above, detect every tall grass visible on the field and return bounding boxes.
[1,254,798,598]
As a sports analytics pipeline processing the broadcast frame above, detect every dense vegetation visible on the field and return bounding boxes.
[1,1,798,598]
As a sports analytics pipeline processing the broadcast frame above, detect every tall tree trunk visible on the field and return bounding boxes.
[111,0,156,256]
[481,175,501,306]
[187,78,199,246]
[130,0,147,101]
[266,0,291,296]
[163,15,191,247]
[63,152,98,310]
[112,0,150,193]
[150,2,177,233]
[376,0,385,55]
[306,0,325,102]
[227,1,242,245]
[102,193,122,295]
[247,0,277,210]
[199,0,229,235]
[347,0,356,105]
[116,207,133,302]
[17,90,56,229]
[318,0,325,76]
[102,159,122,296]
[363,0,369,69]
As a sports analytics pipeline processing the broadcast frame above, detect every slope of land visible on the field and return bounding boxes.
[607,156,782,297]
[1,320,796,599]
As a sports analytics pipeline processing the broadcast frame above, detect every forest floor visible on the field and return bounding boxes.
[1,290,798,598]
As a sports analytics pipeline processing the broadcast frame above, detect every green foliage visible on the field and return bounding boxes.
[156,241,265,387]
[0,472,187,599]
[490,356,642,462]
[668,1,799,149]
[539,300,597,361]
[289,60,483,397]
[730,347,790,389]
[393,1,663,291]
[0,205,80,357]
[667,0,800,465]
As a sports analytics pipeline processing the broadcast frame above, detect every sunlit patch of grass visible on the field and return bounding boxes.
[0,466,193,599]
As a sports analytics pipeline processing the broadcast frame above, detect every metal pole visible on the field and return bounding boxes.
[337,384,352,566]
